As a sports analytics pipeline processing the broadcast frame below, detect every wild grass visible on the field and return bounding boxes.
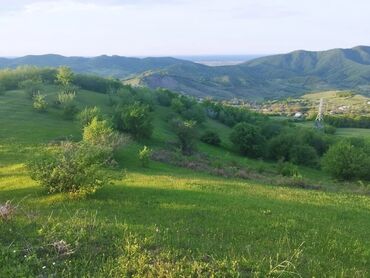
[1,86,369,276]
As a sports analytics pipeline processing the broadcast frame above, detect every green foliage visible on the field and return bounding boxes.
[230,123,265,158]
[32,93,48,112]
[156,89,176,106]
[0,84,6,96]
[83,117,113,145]
[171,119,198,155]
[73,74,122,93]
[322,140,370,180]
[171,96,206,124]
[138,146,152,167]
[56,66,74,87]
[113,102,153,140]
[324,125,337,135]
[325,114,370,128]
[267,129,327,167]
[200,130,221,146]
[19,79,43,99]
[57,91,78,120]
[27,142,113,194]
[0,66,56,90]
[204,101,265,127]
[277,160,300,177]
[289,145,319,167]
[78,106,102,126]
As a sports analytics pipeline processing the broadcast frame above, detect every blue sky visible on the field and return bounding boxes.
[0,0,369,56]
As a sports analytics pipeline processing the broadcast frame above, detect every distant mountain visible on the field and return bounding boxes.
[2,46,370,100]
[130,46,370,99]
[0,54,191,78]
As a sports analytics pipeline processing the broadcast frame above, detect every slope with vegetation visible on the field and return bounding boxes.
[0,67,370,276]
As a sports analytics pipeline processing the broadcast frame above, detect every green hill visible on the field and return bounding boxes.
[3,46,370,100]
[0,54,190,78]
[133,46,370,100]
[1,75,370,276]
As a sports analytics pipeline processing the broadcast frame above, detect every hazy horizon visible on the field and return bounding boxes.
[1,0,370,56]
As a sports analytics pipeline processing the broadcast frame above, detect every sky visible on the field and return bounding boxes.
[0,0,369,57]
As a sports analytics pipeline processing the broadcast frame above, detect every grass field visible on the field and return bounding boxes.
[1,87,370,277]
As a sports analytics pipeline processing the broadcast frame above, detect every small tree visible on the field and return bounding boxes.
[78,106,102,126]
[83,117,114,146]
[0,84,6,96]
[171,119,197,155]
[139,146,152,167]
[33,93,48,112]
[114,102,153,140]
[289,145,319,167]
[200,130,221,146]
[56,66,74,87]
[83,117,127,163]
[230,123,265,158]
[19,79,43,99]
[322,140,370,180]
[57,91,78,120]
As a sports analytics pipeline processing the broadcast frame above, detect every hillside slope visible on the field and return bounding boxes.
[132,46,370,99]
[0,86,369,276]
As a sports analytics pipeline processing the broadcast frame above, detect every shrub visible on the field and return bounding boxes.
[33,93,48,112]
[57,91,78,120]
[277,160,300,177]
[78,106,102,126]
[73,74,122,93]
[0,84,6,96]
[83,117,113,145]
[139,146,152,167]
[83,117,126,157]
[56,66,74,87]
[19,79,43,99]
[28,142,113,194]
[289,145,319,167]
[324,125,336,135]
[230,123,265,158]
[156,89,175,106]
[201,131,221,146]
[322,140,370,180]
[171,119,198,155]
[113,102,153,140]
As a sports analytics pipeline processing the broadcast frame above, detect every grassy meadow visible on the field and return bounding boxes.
[1,86,370,277]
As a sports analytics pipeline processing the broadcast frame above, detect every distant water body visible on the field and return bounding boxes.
[175,55,264,66]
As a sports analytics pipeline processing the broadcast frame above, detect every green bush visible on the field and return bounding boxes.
[83,117,113,145]
[78,106,102,126]
[139,146,152,167]
[113,102,153,140]
[200,131,221,146]
[322,140,370,180]
[57,92,78,120]
[156,89,175,106]
[324,125,336,135]
[0,84,6,96]
[230,123,265,158]
[171,119,198,155]
[33,93,48,112]
[19,79,43,99]
[28,142,113,194]
[277,160,300,177]
[289,145,319,167]
[56,66,74,87]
